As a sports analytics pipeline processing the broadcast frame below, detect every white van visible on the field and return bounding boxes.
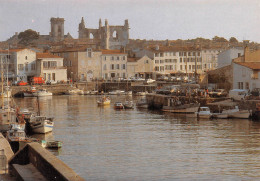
[229,89,249,101]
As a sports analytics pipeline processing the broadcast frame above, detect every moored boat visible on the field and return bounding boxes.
[32,89,53,97]
[222,106,250,119]
[198,107,212,119]
[97,96,111,106]
[23,86,37,97]
[123,100,134,109]
[46,140,62,148]
[114,102,124,109]
[29,116,54,134]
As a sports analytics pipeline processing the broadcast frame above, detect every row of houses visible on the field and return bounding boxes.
[0,46,259,93]
[0,49,67,83]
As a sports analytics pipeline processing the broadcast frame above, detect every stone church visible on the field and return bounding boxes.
[78,17,129,50]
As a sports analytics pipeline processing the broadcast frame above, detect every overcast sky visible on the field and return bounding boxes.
[0,0,259,42]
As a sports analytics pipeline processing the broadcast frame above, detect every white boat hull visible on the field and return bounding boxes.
[198,114,212,119]
[31,124,53,134]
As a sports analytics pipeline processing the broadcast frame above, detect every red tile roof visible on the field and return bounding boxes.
[235,62,260,70]
[0,49,26,53]
[36,53,62,59]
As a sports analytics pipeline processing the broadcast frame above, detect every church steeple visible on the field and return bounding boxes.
[99,18,102,29]
[79,17,85,29]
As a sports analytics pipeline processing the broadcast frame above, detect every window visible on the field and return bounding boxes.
[184,52,187,56]
[123,73,126,78]
[180,58,182,63]
[197,52,200,56]
[123,56,126,60]
[160,66,164,71]
[145,60,149,64]
[25,56,27,60]
[188,52,191,56]
[160,60,164,63]
[111,56,114,60]
[103,64,107,70]
[111,64,114,70]
[155,66,159,71]
[155,53,159,57]
[25,64,28,71]
[18,64,24,71]
[246,82,249,89]
[117,56,120,60]
[155,60,159,64]
[31,63,36,70]
[193,52,196,56]
[104,56,107,61]
[238,82,244,89]
[52,73,56,81]
[189,65,191,70]
[180,65,182,70]
[116,64,120,69]
[122,64,126,69]
[160,53,163,57]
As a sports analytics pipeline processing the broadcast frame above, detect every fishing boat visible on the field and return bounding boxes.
[23,86,37,97]
[32,89,53,97]
[114,102,124,109]
[97,96,111,106]
[6,127,38,153]
[198,107,212,119]
[222,106,250,119]
[136,98,149,108]
[29,116,54,134]
[28,96,54,134]
[123,100,134,109]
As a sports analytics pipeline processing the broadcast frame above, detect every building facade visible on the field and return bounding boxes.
[36,53,67,82]
[101,49,127,80]
[127,55,154,79]
[218,47,244,68]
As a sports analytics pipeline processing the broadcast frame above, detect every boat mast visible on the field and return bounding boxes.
[1,56,4,109]
[37,96,40,116]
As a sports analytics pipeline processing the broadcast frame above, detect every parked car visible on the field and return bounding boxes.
[209,89,228,97]
[46,80,57,85]
[17,81,28,86]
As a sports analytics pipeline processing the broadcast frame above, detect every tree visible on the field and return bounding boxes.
[212,36,228,42]
[229,37,238,43]
[18,29,39,45]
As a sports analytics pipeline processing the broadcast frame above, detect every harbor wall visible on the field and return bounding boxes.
[9,142,84,181]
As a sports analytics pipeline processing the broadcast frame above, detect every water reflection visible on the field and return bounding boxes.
[14,95,260,180]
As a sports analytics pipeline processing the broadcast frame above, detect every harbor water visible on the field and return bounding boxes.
[15,95,260,180]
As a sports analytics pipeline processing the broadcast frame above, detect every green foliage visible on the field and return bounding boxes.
[212,36,228,42]
[18,29,39,45]
[229,37,238,43]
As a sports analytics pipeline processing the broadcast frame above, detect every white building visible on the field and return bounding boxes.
[101,49,127,80]
[135,46,202,76]
[218,47,244,68]
[36,53,67,82]
[232,62,260,90]
[201,49,222,72]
